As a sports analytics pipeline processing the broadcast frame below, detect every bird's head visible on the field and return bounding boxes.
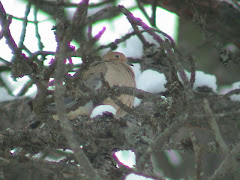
[102,52,133,66]
[102,52,127,63]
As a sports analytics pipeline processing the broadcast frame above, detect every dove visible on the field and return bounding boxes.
[52,52,136,119]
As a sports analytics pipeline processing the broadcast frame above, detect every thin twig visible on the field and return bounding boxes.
[119,5,164,45]
[151,113,189,150]
[100,73,144,118]
[223,88,240,98]
[87,26,106,47]
[188,55,196,88]
[18,0,32,50]
[136,0,151,24]
[190,131,203,180]
[210,143,240,180]
[6,13,36,23]
[33,4,44,52]
[30,50,55,59]
[0,2,20,55]
[16,79,34,96]
[0,76,14,96]
[203,99,229,154]
[87,6,121,25]
[119,6,152,47]
[151,0,157,27]
[95,29,147,51]
[0,57,11,65]
[230,0,240,10]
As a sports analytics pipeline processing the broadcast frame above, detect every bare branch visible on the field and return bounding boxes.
[53,1,101,179]
[203,99,229,154]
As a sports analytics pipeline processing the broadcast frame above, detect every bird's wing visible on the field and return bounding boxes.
[104,61,136,117]
[82,61,108,90]
[83,60,135,89]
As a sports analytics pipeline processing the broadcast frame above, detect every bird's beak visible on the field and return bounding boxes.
[127,61,134,66]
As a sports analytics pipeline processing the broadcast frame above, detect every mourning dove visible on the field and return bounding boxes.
[52,52,136,119]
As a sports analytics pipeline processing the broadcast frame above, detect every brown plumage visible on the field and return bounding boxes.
[52,52,136,119]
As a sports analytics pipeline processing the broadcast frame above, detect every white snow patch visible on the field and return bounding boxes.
[115,150,136,168]
[0,88,17,102]
[119,31,161,58]
[126,173,153,180]
[134,69,167,107]
[137,70,166,93]
[90,105,117,118]
[179,71,217,92]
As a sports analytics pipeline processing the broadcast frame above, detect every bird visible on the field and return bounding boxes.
[51,52,136,119]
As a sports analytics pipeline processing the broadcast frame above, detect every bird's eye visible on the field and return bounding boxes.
[114,54,120,58]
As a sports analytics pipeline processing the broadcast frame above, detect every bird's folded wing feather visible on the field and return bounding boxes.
[83,60,135,88]
[84,60,135,117]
